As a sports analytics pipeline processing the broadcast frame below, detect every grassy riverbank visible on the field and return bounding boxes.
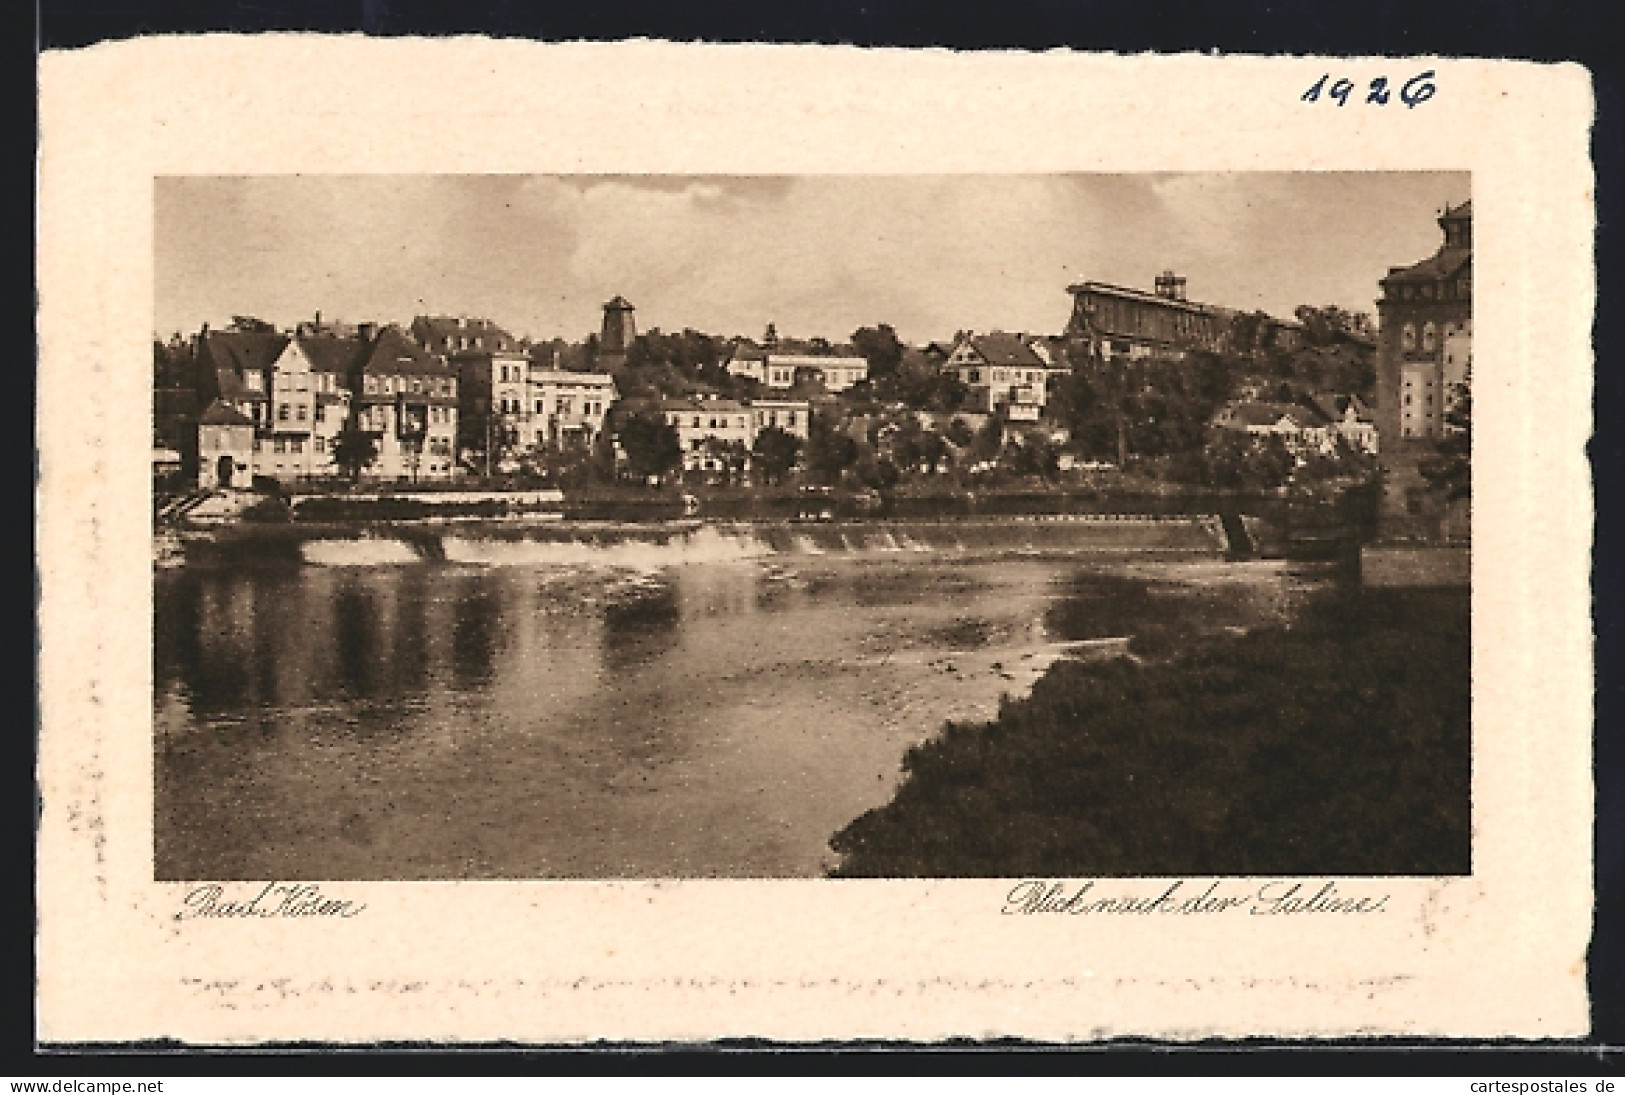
[829,585,1470,877]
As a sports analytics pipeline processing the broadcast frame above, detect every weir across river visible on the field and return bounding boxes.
[178,514,1234,569]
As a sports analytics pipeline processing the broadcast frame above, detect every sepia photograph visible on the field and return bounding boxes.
[151,171,1473,883]
[39,40,1597,1042]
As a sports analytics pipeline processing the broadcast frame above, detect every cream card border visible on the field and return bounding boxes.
[37,40,1595,1043]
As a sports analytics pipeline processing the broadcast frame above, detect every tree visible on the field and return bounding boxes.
[1005,435,1060,481]
[806,413,858,484]
[617,411,683,481]
[752,426,802,485]
[333,423,380,483]
[851,324,905,384]
[968,413,1005,464]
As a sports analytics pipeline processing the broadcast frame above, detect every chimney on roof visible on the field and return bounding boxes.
[358,322,377,343]
[314,310,322,329]
[1154,271,1187,301]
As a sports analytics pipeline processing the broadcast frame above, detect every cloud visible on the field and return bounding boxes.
[156,173,1469,344]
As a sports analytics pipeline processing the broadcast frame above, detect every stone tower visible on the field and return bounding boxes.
[600,296,637,357]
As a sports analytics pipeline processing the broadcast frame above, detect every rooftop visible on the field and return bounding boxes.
[198,399,254,427]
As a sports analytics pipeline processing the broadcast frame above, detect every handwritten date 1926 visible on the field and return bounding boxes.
[1303,71,1437,109]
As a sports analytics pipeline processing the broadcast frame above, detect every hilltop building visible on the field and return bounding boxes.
[942,332,1067,421]
[598,296,637,368]
[1065,273,1228,361]
[724,341,869,392]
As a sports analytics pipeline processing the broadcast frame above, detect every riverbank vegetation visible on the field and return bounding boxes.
[829,586,1469,877]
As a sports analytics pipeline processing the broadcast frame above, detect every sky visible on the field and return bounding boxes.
[155,172,1470,346]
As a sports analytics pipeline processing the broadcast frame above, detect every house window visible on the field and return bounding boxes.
[278,404,290,421]
[315,403,326,423]
[1422,322,1437,352]
[535,399,544,414]
[314,436,325,453]
[245,371,262,391]
[296,405,307,421]
[251,438,261,452]
[291,437,303,454]
[273,438,286,454]
[1401,324,1416,351]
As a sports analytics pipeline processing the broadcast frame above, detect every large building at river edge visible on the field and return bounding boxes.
[1374,200,1472,540]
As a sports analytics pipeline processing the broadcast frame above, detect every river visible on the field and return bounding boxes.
[154,523,1337,879]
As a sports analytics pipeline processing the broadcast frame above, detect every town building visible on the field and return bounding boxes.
[412,316,528,456]
[252,336,359,482]
[659,396,813,473]
[1210,401,1330,456]
[350,325,461,481]
[1373,200,1472,536]
[942,332,1065,421]
[724,343,869,392]
[528,368,618,450]
[749,399,812,441]
[1210,396,1377,459]
[196,400,256,489]
[1064,273,1227,361]
[195,329,282,430]
[1305,393,1379,454]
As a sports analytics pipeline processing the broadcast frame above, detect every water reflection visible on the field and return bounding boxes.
[154,556,1332,880]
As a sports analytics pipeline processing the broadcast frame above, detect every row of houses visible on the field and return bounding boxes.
[192,318,619,489]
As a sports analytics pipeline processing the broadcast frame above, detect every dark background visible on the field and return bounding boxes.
[21,0,1624,1074]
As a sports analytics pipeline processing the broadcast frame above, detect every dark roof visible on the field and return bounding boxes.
[212,367,263,403]
[198,399,254,427]
[1384,201,1473,284]
[962,332,1046,369]
[410,315,520,354]
[604,296,635,311]
[297,335,367,374]
[361,325,455,376]
[1383,248,1471,285]
[1307,393,1374,422]
[727,339,768,361]
[1066,280,1217,315]
[661,397,747,413]
[199,330,287,375]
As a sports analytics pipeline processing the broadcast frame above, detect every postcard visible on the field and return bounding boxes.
[37,41,1595,1042]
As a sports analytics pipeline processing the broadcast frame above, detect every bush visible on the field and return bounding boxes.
[830,587,1470,877]
[239,496,292,523]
